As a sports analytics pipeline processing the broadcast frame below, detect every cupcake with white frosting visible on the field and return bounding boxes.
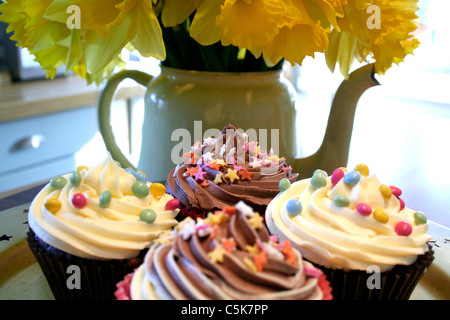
[265,164,434,300]
[27,155,180,300]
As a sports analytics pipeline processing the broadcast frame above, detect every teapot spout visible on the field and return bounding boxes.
[292,63,380,178]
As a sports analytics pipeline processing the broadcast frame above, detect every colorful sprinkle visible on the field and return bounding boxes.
[150,183,166,197]
[238,168,254,181]
[253,251,268,272]
[44,198,61,214]
[373,208,389,224]
[70,171,82,187]
[395,221,412,236]
[379,184,392,201]
[50,176,67,189]
[225,168,240,183]
[333,194,350,207]
[208,246,225,264]
[331,168,345,186]
[279,178,291,192]
[72,193,87,209]
[356,203,372,216]
[354,163,369,177]
[313,169,327,178]
[185,166,199,177]
[414,211,427,225]
[132,181,149,198]
[398,198,405,211]
[286,199,302,216]
[344,170,361,185]
[165,199,180,211]
[390,186,402,198]
[311,174,327,189]
[213,173,223,185]
[135,171,147,182]
[140,209,156,224]
[222,238,237,253]
[194,167,208,182]
[99,190,112,208]
[281,241,297,266]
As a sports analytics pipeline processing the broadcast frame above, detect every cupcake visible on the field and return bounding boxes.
[27,155,180,300]
[166,124,298,219]
[265,164,434,300]
[115,201,332,300]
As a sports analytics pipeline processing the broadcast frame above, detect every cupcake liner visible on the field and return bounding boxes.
[311,244,434,300]
[27,228,144,300]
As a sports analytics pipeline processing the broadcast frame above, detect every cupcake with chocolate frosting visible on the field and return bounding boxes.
[115,201,332,300]
[266,164,434,300]
[166,125,298,219]
[27,155,180,300]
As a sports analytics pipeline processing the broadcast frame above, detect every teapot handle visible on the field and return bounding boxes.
[98,70,153,170]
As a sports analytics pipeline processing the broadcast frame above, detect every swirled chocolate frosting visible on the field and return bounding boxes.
[130,201,330,300]
[166,125,298,216]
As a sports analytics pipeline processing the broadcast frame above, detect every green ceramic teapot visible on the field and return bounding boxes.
[98,64,379,182]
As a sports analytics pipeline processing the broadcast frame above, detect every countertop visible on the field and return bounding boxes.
[0,71,145,123]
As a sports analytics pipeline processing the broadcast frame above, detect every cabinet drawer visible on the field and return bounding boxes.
[0,106,97,177]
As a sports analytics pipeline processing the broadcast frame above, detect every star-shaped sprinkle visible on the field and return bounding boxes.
[209,161,222,171]
[222,206,237,216]
[245,243,260,255]
[249,158,262,168]
[201,180,210,187]
[194,167,207,182]
[225,168,239,183]
[253,251,268,272]
[202,152,214,163]
[233,164,244,171]
[208,246,225,264]
[185,166,199,177]
[282,240,298,266]
[244,257,258,272]
[238,168,253,181]
[213,173,223,185]
[222,238,237,253]
[248,212,264,230]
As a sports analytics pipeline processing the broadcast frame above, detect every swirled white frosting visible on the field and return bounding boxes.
[28,156,179,260]
[266,172,432,272]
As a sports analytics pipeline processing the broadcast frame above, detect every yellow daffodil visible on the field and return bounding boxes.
[263,0,339,67]
[0,0,422,83]
[325,0,420,77]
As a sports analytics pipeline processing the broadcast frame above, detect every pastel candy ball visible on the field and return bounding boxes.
[165,198,180,211]
[70,171,82,187]
[313,169,327,178]
[333,195,350,207]
[344,170,361,185]
[379,184,392,200]
[395,221,412,236]
[414,211,427,225]
[72,193,87,209]
[356,203,372,216]
[125,167,137,177]
[99,190,112,208]
[44,198,61,214]
[140,209,156,224]
[398,198,405,211]
[311,174,327,189]
[150,183,166,197]
[50,176,67,189]
[354,163,369,177]
[132,181,149,198]
[135,171,147,182]
[390,186,402,198]
[331,168,345,186]
[373,208,389,224]
[286,199,302,216]
[279,178,291,192]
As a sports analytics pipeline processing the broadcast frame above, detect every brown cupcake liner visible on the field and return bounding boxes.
[27,228,144,300]
[309,244,435,300]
